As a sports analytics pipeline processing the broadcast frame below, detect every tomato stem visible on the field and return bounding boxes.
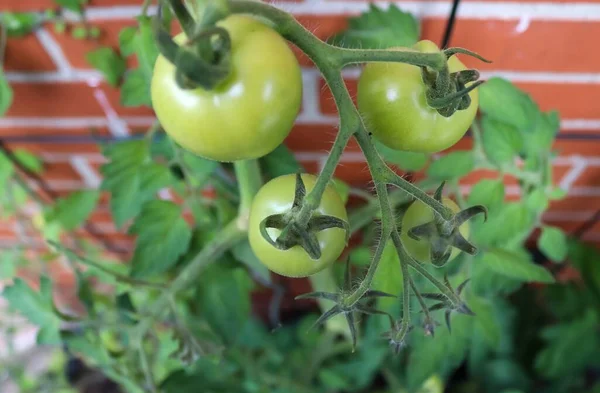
[234,159,262,216]
[335,47,446,69]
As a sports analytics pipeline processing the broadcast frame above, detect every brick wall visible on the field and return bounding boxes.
[1,0,599,254]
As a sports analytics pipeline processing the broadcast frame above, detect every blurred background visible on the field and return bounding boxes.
[0,1,599,393]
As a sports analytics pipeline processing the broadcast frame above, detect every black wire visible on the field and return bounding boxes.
[0,140,127,255]
[572,209,600,238]
[441,0,462,49]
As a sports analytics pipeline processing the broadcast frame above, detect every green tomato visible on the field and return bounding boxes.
[357,40,478,153]
[401,197,470,263]
[151,15,302,162]
[249,174,348,278]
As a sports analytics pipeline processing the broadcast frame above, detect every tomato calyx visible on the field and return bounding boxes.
[154,2,232,90]
[422,47,490,117]
[296,259,395,350]
[382,320,411,355]
[259,174,350,260]
[405,183,487,267]
[421,276,474,333]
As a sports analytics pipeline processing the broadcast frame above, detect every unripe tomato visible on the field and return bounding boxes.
[249,174,348,278]
[357,40,478,153]
[401,197,470,263]
[151,15,302,162]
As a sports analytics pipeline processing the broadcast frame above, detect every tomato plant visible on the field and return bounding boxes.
[249,174,348,277]
[151,15,302,162]
[401,197,470,263]
[2,2,593,393]
[357,40,478,153]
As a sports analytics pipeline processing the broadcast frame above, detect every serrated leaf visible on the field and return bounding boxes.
[0,152,14,190]
[86,47,126,87]
[1,12,40,37]
[0,69,14,117]
[538,226,568,263]
[407,314,472,389]
[120,69,151,107]
[524,188,548,214]
[118,26,137,56]
[427,151,474,180]
[523,111,559,156]
[12,149,43,173]
[372,241,402,314]
[129,200,192,278]
[480,248,555,283]
[375,140,429,171]
[481,117,523,165]
[231,240,270,283]
[468,179,505,214]
[3,277,61,344]
[329,4,419,49]
[198,266,252,345]
[181,150,219,187]
[0,249,19,279]
[332,178,350,205]
[135,16,160,79]
[479,78,540,131]
[100,141,172,227]
[54,0,87,13]
[535,310,600,379]
[260,144,303,179]
[47,190,99,231]
[473,203,535,247]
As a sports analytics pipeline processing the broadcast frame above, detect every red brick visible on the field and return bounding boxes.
[4,142,101,154]
[285,124,360,152]
[0,126,111,138]
[550,195,600,211]
[553,140,600,157]
[101,83,155,117]
[295,15,600,73]
[5,35,57,72]
[571,166,600,188]
[7,83,103,117]
[0,0,54,11]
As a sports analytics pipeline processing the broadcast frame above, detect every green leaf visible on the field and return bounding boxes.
[481,117,523,165]
[427,151,474,180]
[0,152,14,190]
[129,200,192,278]
[260,144,303,179]
[135,16,160,80]
[100,141,172,227]
[479,78,540,131]
[1,12,40,37]
[0,249,19,279]
[523,111,560,156]
[549,187,567,200]
[231,240,270,283]
[181,150,219,188]
[535,310,600,379]
[468,179,505,214]
[329,4,419,49]
[12,149,43,173]
[86,47,126,87]
[473,203,535,247]
[538,226,568,263]
[524,188,549,215]
[54,0,87,13]
[468,294,501,347]
[567,239,600,300]
[479,248,555,283]
[319,369,351,390]
[120,69,151,107]
[372,241,402,314]
[46,190,100,231]
[2,277,61,344]
[118,26,137,56]
[375,140,429,171]
[349,246,372,267]
[0,69,14,116]
[407,314,472,389]
[198,265,252,345]
[332,178,350,205]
